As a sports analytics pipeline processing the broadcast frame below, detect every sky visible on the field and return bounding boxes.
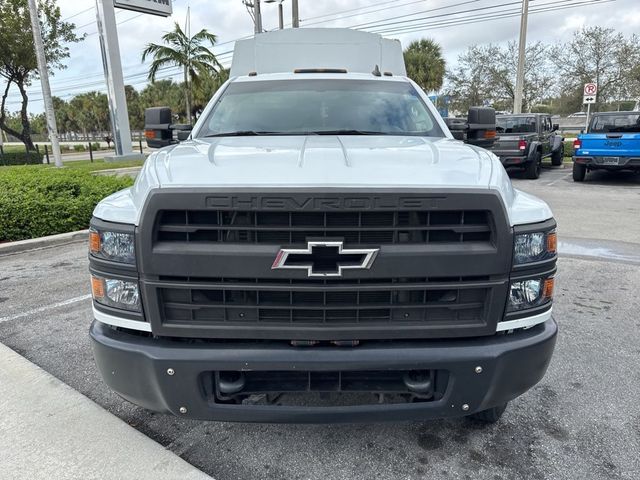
[6,0,640,114]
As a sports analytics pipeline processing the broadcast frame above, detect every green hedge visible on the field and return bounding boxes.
[0,151,44,166]
[563,139,575,158]
[0,166,134,242]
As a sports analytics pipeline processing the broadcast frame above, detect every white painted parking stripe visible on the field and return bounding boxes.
[546,172,571,186]
[0,294,92,324]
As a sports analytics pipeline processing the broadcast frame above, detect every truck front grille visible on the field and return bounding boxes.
[139,190,513,340]
[149,277,493,339]
[156,209,492,244]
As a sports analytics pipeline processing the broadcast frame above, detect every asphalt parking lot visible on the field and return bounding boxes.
[1,164,639,480]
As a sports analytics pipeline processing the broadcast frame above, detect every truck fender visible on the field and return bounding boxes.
[527,141,542,161]
[551,136,564,153]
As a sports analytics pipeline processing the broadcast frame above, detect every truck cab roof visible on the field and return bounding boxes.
[230,28,406,77]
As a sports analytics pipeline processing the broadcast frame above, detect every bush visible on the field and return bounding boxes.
[0,151,43,166]
[0,166,134,242]
[73,144,86,152]
[91,142,100,151]
[563,139,575,158]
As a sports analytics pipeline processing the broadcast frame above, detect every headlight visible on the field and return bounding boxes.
[90,228,135,264]
[508,277,554,312]
[91,275,140,311]
[513,230,556,265]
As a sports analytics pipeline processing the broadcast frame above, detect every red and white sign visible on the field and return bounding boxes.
[584,83,598,96]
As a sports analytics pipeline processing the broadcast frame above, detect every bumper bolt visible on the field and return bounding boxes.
[167,368,175,376]
[179,407,187,414]
[475,366,483,374]
[462,404,470,411]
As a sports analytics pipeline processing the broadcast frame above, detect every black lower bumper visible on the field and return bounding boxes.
[90,319,557,423]
[575,156,640,170]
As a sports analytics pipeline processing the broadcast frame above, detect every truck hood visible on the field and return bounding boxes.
[150,136,493,189]
[94,135,554,227]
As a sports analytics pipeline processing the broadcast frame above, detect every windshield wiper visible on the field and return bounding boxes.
[310,129,391,135]
[204,131,280,137]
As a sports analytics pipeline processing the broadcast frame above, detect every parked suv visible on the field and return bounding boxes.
[490,114,564,179]
[89,29,557,425]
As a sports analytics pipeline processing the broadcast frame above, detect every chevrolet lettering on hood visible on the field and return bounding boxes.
[205,195,447,211]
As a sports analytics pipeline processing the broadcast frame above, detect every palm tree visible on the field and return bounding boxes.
[142,22,221,123]
[403,39,446,93]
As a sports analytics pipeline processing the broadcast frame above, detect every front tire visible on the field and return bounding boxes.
[573,162,586,182]
[551,144,564,166]
[467,402,508,424]
[525,152,541,179]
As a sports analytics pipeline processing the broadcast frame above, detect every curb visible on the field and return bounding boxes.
[0,342,212,480]
[0,230,89,256]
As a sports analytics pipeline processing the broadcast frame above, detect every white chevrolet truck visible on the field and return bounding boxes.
[88,29,557,424]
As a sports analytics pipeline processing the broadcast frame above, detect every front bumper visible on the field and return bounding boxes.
[90,318,557,423]
[574,156,640,169]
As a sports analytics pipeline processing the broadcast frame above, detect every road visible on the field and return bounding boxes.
[1,164,639,479]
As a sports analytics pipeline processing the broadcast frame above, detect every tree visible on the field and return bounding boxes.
[125,85,144,130]
[139,80,185,119]
[555,27,640,111]
[445,44,500,113]
[403,39,446,93]
[446,41,557,113]
[192,69,229,117]
[0,0,82,150]
[142,22,221,123]
[68,92,110,138]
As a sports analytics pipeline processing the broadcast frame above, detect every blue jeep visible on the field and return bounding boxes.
[573,111,640,181]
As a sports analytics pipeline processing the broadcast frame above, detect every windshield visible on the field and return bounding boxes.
[589,114,640,133]
[197,79,444,137]
[496,116,537,134]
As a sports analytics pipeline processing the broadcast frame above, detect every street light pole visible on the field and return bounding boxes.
[292,0,299,28]
[513,0,529,114]
[27,0,63,167]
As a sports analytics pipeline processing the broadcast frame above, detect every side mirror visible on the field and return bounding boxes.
[443,117,467,141]
[174,124,193,142]
[144,107,194,147]
[177,130,191,141]
[465,107,497,148]
[144,107,174,148]
[553,123,559,131]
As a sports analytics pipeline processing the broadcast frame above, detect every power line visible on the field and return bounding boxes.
[366,0,615,35]
[300,0,426,27]
[61,6,94,22]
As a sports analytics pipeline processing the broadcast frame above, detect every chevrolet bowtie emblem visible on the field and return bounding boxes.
[271,241,379,278]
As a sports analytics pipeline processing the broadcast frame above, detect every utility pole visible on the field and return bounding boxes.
[278,1,284,29]
[513,0,529,114]
[254,0,263,34]
[27,0,63,167]
[184,7,192,124]
[96,0,140,160]
[292,0,299,28]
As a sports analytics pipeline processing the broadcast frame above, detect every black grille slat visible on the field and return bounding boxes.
[158,282,489,327]
[156,209,492,245]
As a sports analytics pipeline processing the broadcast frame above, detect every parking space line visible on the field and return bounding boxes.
[546,173,571,186]
[0,294,92,324]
